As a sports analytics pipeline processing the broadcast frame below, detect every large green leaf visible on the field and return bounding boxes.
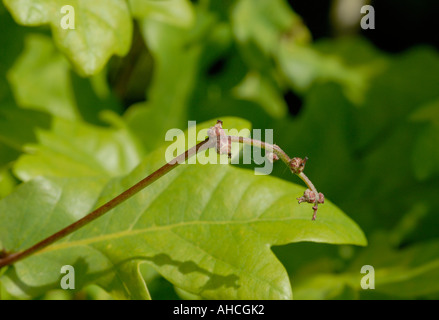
[129,0,194,27]
[0,106,52,151]
[292,233,439,299]
[277,37,387,104]
[6,33,122,123]
[3,0,132,76]
[232,0,310,59]
[229,0,309,118]
[0,176,150,299]
[0,118,365,299]
[13,113,145,181]
[7,34,78,120]
[232,70,288,118]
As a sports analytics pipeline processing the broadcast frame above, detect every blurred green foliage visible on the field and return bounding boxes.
[1,0,439,300]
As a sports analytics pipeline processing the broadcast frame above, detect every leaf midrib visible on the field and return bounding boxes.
[37,215,313,255]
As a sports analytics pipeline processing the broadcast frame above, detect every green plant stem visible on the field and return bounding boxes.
[229,135,321,203]
[229,136,291,164]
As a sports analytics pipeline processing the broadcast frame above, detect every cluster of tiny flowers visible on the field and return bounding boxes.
[290,157,308,174]
[208,120,324,221]
[297,189,325,204]
[207,120,232,158]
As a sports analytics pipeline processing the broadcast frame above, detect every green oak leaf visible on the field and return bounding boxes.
[129,0,194,27]
[13,112,145,181]
[293,233,439,299]
[232,71,288,118]
[229,0,309,118]
[354,47,439,150]
[3,0,133,76]
[232,0,310,58]
[0,176,151,299]
[6,33,122,123]
[277,38,386,104]
[0,106,52,151]
[0,118,366,299]
[7,34,79,120]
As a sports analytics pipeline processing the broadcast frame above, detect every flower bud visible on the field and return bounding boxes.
[266,152,279,163]
[317,192,324,204]
[290,157,308,174]
[208,120,231,158]
[297,189,325,204]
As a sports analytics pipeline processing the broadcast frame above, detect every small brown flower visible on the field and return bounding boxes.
[290,157,308,174]
[208,120,231,158]
[297,189,324,204]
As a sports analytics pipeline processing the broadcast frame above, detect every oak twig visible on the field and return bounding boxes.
[0,120,323,269]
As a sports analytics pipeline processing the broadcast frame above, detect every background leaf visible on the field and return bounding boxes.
[7,34,78,120]
[3,0,133,76]
[292,233,439,300]
[13,113,145,181]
